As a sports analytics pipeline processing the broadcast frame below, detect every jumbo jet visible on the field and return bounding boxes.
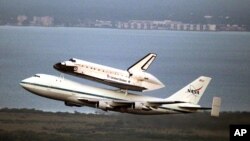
[53,53,164,92]
[20,74,221,116]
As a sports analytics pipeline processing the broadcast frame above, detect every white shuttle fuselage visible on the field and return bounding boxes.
[53,53,164,92]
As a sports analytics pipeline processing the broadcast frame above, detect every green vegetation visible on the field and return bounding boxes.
[0,108,250,141]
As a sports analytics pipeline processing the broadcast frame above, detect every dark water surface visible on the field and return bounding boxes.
[1,26,250,112]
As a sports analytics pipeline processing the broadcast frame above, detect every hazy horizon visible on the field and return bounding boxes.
[1,0,250,26]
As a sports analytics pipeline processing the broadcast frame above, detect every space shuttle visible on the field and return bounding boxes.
[53,53,165,92]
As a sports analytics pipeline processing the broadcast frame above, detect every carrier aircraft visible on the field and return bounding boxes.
[20,74,221,116]
[53,53,165,92]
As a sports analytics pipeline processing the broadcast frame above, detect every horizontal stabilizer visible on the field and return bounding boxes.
[179,106,211,110]
[178,102,211,110]
[211,97,221,117]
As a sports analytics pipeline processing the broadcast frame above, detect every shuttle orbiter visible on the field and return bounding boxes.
[53,53,164,92]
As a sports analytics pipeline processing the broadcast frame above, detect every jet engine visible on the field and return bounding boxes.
[98,101,113,111]
[64,101,82,107]
[133,102,149,110]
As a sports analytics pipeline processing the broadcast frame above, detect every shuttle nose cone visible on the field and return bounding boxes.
[53,62,62,70]
[53,62,75,72]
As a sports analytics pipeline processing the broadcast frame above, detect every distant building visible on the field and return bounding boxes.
[13,15,247,31]
[17,15,28,26]
[208,24,216,31]
[30,16,54,26]
[114,20,219,31]
[94,20,112,28]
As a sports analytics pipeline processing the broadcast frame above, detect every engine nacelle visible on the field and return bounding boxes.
[98,101,113,111]
[64,101,82,107]
[133,102,146,110]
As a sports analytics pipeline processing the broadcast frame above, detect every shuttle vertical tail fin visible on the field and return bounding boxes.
[127,53,156,74]
[166,76,212,104]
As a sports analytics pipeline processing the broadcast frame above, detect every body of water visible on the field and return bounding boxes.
[1,26,250,112]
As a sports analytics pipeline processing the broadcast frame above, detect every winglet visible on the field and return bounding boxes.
[127,53,157,73]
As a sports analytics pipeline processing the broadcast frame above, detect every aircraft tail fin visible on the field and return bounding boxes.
[127,53,156,73]
[166,76,212,104]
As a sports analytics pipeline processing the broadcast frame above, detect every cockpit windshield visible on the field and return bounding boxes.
[69,58,76,62]
[33,74,40,78]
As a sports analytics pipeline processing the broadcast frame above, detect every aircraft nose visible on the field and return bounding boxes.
[19,80,25,87]
[19,78,31,89]
[53,62,75,72]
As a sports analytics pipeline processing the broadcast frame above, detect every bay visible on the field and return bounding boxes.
[0,26,250,112]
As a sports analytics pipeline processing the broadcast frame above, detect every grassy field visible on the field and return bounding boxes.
[0,108,250,141]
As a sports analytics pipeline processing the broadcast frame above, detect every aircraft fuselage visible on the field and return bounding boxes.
[20,74,201,115]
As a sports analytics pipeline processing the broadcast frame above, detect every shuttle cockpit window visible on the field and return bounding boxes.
[69,58,76,62]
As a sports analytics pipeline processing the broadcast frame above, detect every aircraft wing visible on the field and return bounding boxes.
[147,101,185,105]
[78,97,99,104]
[77,97,186,109]
[78,97,133,107]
